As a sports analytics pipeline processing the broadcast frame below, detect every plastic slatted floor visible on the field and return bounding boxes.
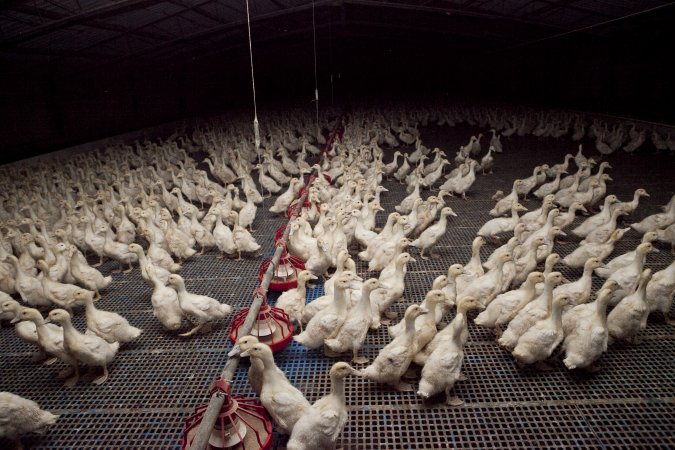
[2,123,674,449]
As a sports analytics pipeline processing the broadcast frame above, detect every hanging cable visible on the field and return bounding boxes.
[312,0,320,141]
[245,0,261,162]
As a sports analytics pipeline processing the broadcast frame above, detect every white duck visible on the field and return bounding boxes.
[456,236,486,293]
[370,253,415,328]
[276,270,317,332]
[607,269,652,343]
[499,272,565,350]
[417,297,476,406]
[357,304,428,392]
[294,274,358,349]
[168,274,232,336]
[459,252,511,308]
[512,294,570,370]
[410,207,456,258]
[595,231,658,278]
[324,278,380,364]
[477,202,527,244]
[562,228,629,269]
[46,308,119,385]
[242,343,310,434]
[228,335,263,395]
[553,257,605,309]
[562,286,614,371]
[74,289,142,344]
[0,392,58,450]
[646,261,675,324]
[147,265,183,331]
[606,242,654,306]
[286,362,359,450]
[475,272,545,335]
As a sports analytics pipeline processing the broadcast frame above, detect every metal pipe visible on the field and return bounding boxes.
[188,115,345,450]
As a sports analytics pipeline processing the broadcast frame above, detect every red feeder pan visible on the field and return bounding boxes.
[229,291,294,353]
[182,378,272,450]
[257,250,305,291]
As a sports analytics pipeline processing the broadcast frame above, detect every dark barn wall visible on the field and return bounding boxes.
[1,5,673,164]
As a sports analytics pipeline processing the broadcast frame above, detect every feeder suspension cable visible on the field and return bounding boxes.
[245,0,261,162]
[312,0,320,140]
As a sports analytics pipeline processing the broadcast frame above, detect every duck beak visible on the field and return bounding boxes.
[10,316,20,324]
[409,258,417,263]
[418,307,430,314]
[561,276,572,284]
[310,274,319,280]
[558,231,567,236]
[450,211,458,216]
[652,247,660,253]
[227,345,241,357]
[43,317,51,324]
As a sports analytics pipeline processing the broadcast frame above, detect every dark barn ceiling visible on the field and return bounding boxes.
[1,1,674,161]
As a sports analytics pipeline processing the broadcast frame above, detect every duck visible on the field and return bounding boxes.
[572,195,619,238]
[357,304,428,392]
[74,289,142,344]
[581,208,628,245]
[459,252,511,308]
[414,295,482,367]
[655,223,675,254]
[167,274,232,336]
[270,179,303,214]
[452,160,479,199]
[520,195,555,229]
[242,343,310,434]
[324,278,380,364]
[1,299,55,363]
[562,286,615,371]
[228,335,263,395]
[276,270,317,332]
[213,210,237,259]
[646,261,675,324]
[286,362,358,450]
[533,167,566,199]
[38,260,90,311]
[607,269,652,343]
[610,188,650,216]
[553,257,604,309]
[595,231,658,278]
[370,253,415,328]
[5,255,50,307]
[546,153,573,178]
[46,308,119,385]
[16,308,80,386]
[146,265,183,331]
[578,161,612,192]
[512,294,570,370]
[630,200,675,234]
[65,245,112,299]
[128,243,169,285]
[383,151,403,179]
[516,165,547,200]
[510,237,546,288]
[562,228,629,269]
[410,207,456,258]
[553,202,587,230]
[441,264,465,308]
[0,392,59,450]
[456,236,486,293]
[605,242,655,306]
[369,236,410,272]
[294,274,358,349]
[499,272,565,350]
[408,290,448,350]
[490,180,524,216]
[477,202,527,244]
[230,211,262,260]
[478,146,495,174]
[417,297,479,406]
[475,272,545,336]
[395,181,424,214]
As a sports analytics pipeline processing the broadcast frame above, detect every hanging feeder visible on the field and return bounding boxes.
[229,288,294,353]
[257,248,305,291]
[182,378,272,450]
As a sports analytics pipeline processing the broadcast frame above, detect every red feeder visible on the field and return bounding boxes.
[273,225,286,244]
[229,289,294,353]
[257,249,305,291]
[182,378,272,450]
